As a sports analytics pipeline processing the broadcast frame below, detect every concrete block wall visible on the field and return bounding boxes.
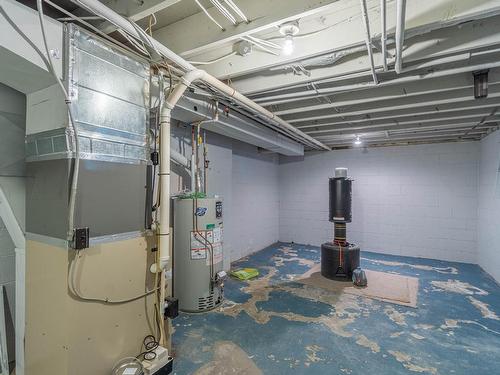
[279,142,479,263]
[478,130,500,282]
[231,143,279,261]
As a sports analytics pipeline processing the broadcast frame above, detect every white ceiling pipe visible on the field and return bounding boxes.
[223,0,249,23]
[309,121,497,137]
[305,117,500,134]
[296,103,500,129]
[257,48,500,102]
[256,59,500,105]
[72,0,329,151]
[395,0,406,74]
[210,0,237,25]
[380,0,387,71]
[359,0,378,84]
[194,0,225,31]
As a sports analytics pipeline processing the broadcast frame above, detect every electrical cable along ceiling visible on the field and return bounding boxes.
[118,0,500,149]
[20,0,500,150]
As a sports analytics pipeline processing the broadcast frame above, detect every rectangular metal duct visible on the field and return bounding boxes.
[26,24,150,239]
[172,95,304,156]
[26,24,150,164]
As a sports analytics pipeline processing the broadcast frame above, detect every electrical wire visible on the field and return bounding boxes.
[136,335,160,360]
[223,0,248,23]
[118,28,152,56]
[193,0,225,31]
[43,0,148,61]
[188,51,237,65]
[33,0,165,307]
[210,0,236,25]
[36,0,80,243]
[0,6,51,69]
[246,35,281,49]
[68,250,160,304]
[241,36,280,56]
[145,13,157,34]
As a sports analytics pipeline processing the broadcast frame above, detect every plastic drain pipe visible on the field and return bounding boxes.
[72,0,329,151]
[71,0,330,347]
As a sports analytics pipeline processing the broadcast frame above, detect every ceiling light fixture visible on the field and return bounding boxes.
[279,21,300,56]
[354,136,362,146]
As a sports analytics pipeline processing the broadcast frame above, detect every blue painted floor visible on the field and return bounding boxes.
[172,242,500,374]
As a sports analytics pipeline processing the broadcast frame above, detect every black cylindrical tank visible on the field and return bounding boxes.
[329,177,352,223]
[321,242,360,280]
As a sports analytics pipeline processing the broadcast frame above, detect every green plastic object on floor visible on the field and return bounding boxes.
[230,268,259,280]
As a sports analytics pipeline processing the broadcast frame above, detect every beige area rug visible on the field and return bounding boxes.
[297,265,419,308]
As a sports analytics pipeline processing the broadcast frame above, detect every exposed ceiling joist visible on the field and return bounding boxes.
[317,128,488,141]
[320,130,488,147]
[284,85,500,123]
[291,99,500,128]
[97,0,182,33]
[153,0,341,56]
[299,108,500,131]
[189,0,500,80]
[305,116,500,135]
[271,69,500,115]
[234,14,500,96]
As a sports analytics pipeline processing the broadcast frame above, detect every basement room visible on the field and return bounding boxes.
[1,0,500,374]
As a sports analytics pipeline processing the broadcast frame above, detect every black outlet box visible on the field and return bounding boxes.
[73,227,90,250]
[164,297,179,319]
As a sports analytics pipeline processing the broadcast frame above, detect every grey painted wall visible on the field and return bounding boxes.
[478,130,500,283]
[170,122,279,269]
[0,82,26,365]
[231,142,279,261]
[279,142,479,263]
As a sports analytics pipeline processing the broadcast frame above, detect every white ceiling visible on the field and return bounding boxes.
[78,0,500,148]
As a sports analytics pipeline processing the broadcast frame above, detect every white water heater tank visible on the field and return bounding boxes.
[173,197,224,312]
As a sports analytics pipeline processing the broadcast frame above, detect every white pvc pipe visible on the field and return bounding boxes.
[72,0,329,151]
[360,0,378,84]
[257,60,500,105]
[381,0,387,71]
[395,0,406,74]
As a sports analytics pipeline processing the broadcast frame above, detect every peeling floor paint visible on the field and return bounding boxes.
[362,258,458,274]
[388,350,438,374]
[431,279,488,295]
[467,296,500,320]
[356,334,380,352]
[173,243,500,374]
[193,341,262,375]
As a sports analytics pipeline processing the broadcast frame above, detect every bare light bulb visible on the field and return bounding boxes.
[282,35,294,56]
[354,136,362,146]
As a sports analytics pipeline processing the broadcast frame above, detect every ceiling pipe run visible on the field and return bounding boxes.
[359,0,378,84]
[380,0,388,71]
[256,59,500,105]
[395,0,406,74]
[71,0,330,151]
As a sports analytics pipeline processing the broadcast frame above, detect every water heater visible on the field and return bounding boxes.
[173,197,224,312]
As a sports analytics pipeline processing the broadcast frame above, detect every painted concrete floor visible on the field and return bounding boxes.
[172,242,500,374]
